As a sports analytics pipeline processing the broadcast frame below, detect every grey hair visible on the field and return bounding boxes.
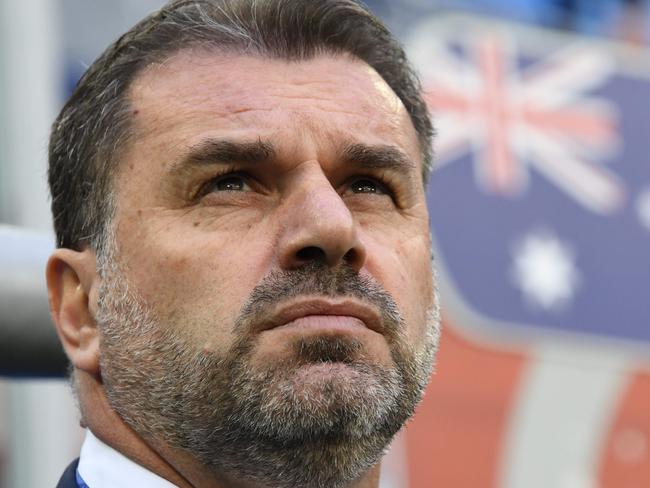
[48,0,434,255]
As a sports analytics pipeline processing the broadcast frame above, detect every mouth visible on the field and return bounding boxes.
[258,297,384,336]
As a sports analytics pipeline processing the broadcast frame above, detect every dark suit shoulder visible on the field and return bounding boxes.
[56,459,80,488]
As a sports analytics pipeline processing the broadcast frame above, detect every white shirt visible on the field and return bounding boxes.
[77,430,178,488]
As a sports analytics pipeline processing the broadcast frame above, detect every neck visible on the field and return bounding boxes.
[76,370,195,487]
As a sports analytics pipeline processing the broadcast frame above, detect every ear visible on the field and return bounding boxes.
[46,248,101,375]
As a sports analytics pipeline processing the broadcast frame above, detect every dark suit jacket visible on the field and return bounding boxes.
[56,459,79,488]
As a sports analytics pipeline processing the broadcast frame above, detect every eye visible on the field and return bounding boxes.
[206,173,251,192]
[348,177,389,195]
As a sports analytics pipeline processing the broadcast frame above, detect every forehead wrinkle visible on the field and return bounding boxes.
[131,50,404,114]
[123,50,421,180]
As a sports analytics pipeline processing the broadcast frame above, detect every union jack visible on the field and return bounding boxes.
[417,34,625,214]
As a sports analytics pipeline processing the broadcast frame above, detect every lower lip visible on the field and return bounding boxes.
[272,315,368,333]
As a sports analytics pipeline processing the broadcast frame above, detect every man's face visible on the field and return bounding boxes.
[98,50,438,487]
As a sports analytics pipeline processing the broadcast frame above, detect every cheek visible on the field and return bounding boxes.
[366,232,434,340]
[114,214,273,346]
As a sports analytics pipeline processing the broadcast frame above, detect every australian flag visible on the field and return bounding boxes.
[409,15,650,344]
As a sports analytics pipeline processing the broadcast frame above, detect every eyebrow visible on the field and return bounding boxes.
[168,138,415,176]
[169,138,276,175]
[341,143,416,174]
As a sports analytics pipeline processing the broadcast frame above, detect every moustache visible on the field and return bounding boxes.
[233,262,403,341]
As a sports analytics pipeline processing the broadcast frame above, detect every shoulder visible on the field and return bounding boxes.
[56,458,80,488]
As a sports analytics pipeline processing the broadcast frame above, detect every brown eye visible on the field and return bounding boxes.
[209,174,250,192]
[349,178,388,195]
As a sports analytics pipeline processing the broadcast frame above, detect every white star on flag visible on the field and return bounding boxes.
[510,229,581,312]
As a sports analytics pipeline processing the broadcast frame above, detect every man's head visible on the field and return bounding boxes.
[46,1,439,487]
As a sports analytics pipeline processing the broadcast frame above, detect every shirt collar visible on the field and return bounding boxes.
[77,430,178,488]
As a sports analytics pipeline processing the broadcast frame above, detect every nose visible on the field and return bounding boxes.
[277,166,367,272]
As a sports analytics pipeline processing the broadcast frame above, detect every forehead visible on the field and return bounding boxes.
[124,49,421,174]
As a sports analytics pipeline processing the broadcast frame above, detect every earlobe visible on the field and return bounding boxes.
[46,248,101,375]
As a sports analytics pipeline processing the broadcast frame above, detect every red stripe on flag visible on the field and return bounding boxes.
[521,106,616,141]
[478,38,516,194]
[599,370,650,487]
[404,319,528,487]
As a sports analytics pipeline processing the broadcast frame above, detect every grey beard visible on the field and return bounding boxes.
[98,261,438,488]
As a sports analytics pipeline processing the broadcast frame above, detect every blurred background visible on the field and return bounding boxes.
[0,0,648,486]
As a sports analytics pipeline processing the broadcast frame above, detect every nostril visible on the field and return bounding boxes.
[343,248,360,265]
[296,246,326,263]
